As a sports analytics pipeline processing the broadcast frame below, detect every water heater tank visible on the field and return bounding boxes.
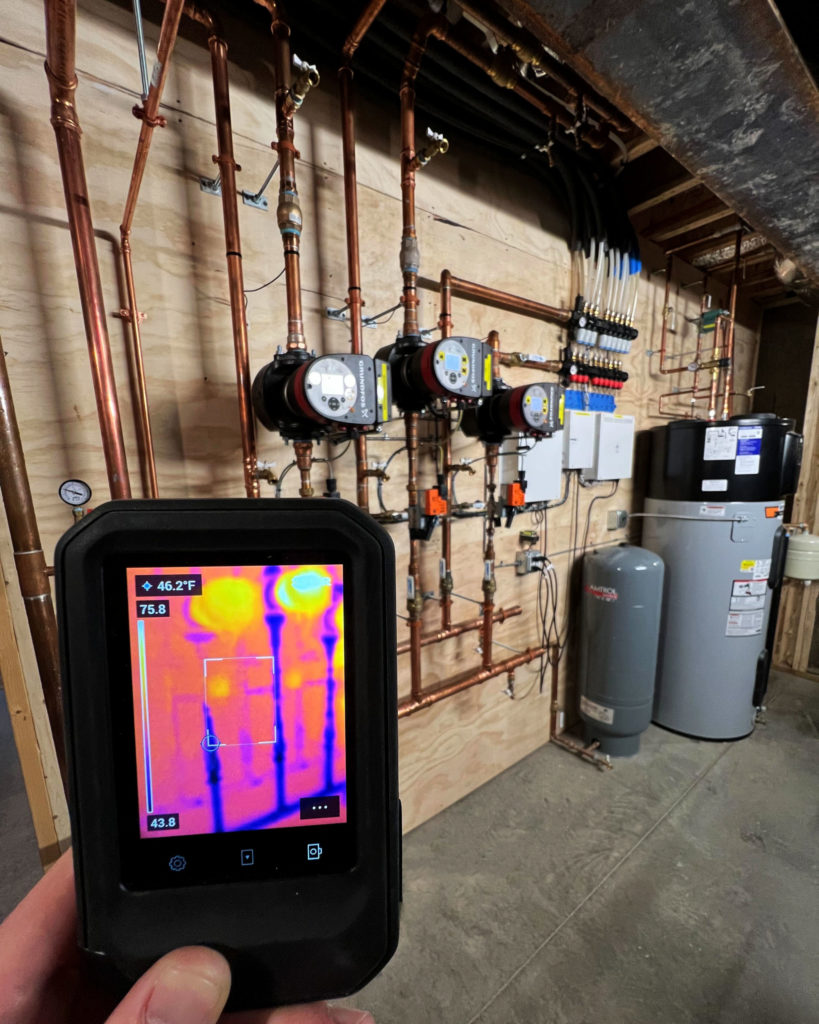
[642,414,802,740]
[578,544,665,756]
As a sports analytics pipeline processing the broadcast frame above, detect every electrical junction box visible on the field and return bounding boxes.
[563,409,597,469]
[499,432,563,504]
[585,412,635,480]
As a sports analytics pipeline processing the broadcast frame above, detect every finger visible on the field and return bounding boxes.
[105,946,231,1024]
[0,849,78,1018]
[225,1002,374,1024]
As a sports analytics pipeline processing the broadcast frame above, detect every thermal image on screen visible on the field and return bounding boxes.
[126,564,347,839]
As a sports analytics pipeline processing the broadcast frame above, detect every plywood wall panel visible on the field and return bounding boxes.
[0,0,762,837]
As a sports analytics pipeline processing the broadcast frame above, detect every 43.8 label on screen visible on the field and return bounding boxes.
[147,814,180,831]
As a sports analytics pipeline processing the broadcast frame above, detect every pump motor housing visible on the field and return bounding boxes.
[461,381,564,444]
[252,351,390,439]
[376,335,491,413]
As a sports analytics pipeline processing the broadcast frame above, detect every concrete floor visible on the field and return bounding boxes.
[2,671,817,1022]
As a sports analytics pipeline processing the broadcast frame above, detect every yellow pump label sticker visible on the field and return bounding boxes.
[558,392,565,425]
[483,353,492,392]
[380,363,390,422]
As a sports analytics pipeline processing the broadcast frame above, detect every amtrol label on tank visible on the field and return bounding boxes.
[725,611,764,637]
[730,578,767,611]
[580,695,614,725]
[735,426,763,475]
[703,426,738,461]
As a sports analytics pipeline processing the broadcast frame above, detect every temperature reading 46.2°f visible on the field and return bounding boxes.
[135,574,202,596]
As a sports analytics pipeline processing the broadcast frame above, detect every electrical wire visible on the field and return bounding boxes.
[243,267,286,309]
[274,460,297,497]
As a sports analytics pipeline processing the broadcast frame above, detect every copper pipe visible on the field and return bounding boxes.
[720,229,743,421]
[293,440,313,497]
[439,269,453,628]
[444,273,571,326]
[707,315,732,421]
[498,352,562,372]
[405,409,422,702]
[119,0,185,498]
[657,253,676,375]
[396,605,522,655]
[338,66,369,510]
[398,646,547,717]
[0,342,67,788]
[269,15,306,350]
[488,329,501,382]
[482,442,499,670]
[690,274,708,409]
[208,34,260,498]
[423,18,608,149]
[551,733,613,769]
[45,0,131,499]
[342,0,389,61]
[454,0,630,134]
[399,25,428,338]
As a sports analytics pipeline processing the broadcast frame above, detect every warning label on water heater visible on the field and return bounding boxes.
[730,578,767,611]
[580,695,614,725]
[725,611,764,637]
[704,426,738,461]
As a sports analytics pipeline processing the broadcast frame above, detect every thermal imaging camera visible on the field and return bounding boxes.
[55,499,400,1010]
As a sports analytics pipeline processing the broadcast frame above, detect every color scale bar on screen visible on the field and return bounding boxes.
[137,618,154,814]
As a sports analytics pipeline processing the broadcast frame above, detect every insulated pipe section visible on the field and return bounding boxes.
[45,0,131,499]
[0,342,67,788]
[208,33,260,498]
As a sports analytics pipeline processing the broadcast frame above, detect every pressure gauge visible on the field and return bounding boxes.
[59,479,92,507]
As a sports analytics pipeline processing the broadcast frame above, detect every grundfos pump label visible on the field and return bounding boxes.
[584,583,618,602]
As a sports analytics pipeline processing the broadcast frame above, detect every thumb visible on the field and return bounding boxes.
[105,946,232,1024]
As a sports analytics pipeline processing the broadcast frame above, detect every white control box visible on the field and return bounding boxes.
[563,409,597,469]
[585,412,635,480]
[499,432,563,503]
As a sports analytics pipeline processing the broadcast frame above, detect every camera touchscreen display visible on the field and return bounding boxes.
[126,564,347,840]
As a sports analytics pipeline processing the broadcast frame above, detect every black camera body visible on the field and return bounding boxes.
[55,499,400,1010]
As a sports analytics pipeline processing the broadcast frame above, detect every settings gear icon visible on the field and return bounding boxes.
[168,854,187,872]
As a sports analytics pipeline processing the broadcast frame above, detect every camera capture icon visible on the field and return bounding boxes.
[306,843,323,862]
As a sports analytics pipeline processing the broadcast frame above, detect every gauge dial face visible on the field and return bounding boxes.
[433,339,471,392]
[304,357,358,419]
[520,385,548,430]
[59,479,92,507]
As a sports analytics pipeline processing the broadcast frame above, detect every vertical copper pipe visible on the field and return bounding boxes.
[0,343,67,788]
[338,65,369,510]
[119,0,186,498]
[482,443,499,670]
[689,273,708,416]
[45,0,131,499]
[405,409,422,701]
[439,269,453,628]
[400,26,430,338]
[720,230,743,421]
[208,34,260,498]
[342,0,389,61]
[271,17,306,351]
[657,254,673,374]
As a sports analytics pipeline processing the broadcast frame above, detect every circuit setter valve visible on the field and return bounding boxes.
[289,55,320,109]
[410,127,449,170]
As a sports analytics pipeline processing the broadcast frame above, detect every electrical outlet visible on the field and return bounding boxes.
[607,509,628,530]
[515,550,542,575]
